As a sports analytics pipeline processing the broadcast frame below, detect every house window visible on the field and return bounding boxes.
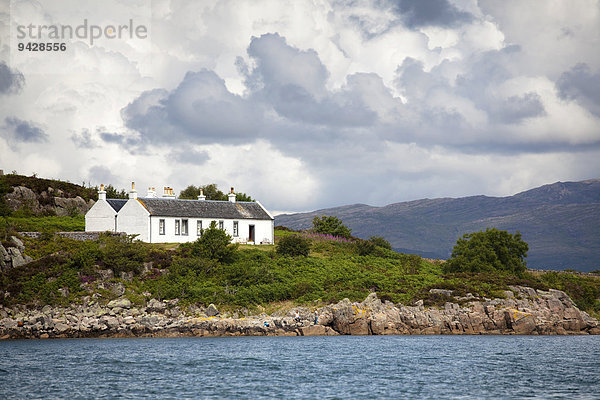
[197,220,202,236]
[175,220,181,235]
[219,220,224,230]
[233,221,239,237]
[159,219,165,235]
[182,219,188,236]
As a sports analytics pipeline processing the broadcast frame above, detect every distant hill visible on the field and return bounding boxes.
[275,180,600,272]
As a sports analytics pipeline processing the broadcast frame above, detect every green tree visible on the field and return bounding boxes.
[369,236,392,250]
[179,184,253,201]
[104,184,128,199]
[312,215,352,238]
[277,235,311,257]
[444,228,528,274]
[191,221,238,263]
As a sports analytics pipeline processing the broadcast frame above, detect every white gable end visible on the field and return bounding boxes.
[117,199,151,242]
[85,200,117,232]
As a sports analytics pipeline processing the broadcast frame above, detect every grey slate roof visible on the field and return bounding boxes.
[136,198,273,220]
[107,199,127,212]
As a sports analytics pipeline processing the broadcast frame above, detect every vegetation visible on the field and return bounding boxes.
[104,184,128,199]
[369,236,392,250]
[178,184,253,202]
[0,212,598,318]
[276,235,311,257]
[181,222,238,263]
[444,228,528,275]
[312,215,352,239]
[0,215,85,232]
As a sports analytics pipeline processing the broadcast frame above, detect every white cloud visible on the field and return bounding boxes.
[0,0,598,212]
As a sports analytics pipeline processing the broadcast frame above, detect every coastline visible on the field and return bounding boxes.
[1,286,598,340]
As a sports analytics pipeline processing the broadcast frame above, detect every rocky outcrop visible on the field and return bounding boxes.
[4,185,93,216]
[0,236,33,272]
[0,287,598,340]
[321,287,599,336]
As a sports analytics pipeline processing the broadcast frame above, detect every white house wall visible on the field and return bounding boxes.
[117,199,151,242]
[85,200,117,232]
[148,216,273,244]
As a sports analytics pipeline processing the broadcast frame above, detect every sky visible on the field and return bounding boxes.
[0,0,599,214]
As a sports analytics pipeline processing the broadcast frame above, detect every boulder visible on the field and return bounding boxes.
[147,299,166,313]
[7,247,26,268]
[206,304,219,317]
[300,325,338,336]
[10,236,25,252]
[107,298,132,309]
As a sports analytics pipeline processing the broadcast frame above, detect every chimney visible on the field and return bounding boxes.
[129,181,138,199]
[98,183,106,201]
[147,186,156,198]
[163,186,176,198]
[228,187,236,203]
[197,188,206,201]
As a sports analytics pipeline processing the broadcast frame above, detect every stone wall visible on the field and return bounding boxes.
[19,232,125,241]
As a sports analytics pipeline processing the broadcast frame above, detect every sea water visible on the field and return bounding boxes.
[1,335,599,399]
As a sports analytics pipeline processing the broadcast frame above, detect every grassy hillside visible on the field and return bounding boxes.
[2,229,599,318]
[275,180,600,271]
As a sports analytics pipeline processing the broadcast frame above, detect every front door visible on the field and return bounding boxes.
[249,225,255,243]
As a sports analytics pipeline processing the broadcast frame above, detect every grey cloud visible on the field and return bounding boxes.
[246,34,377,126]
[2,117,48,144]
[492,93,546,124]
[387,0,473,28]
[88,165,118,184]
[71,129,98,148]
[168,149,210,165]
[123,70,262,145]
[0,62,25,95]
[556,63,600,116]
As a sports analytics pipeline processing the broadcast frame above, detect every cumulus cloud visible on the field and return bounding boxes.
[556,63,600,116]
[0,62,25,95]
[2,0,599,211]
[387,0,474,28]
[2,117,48,144]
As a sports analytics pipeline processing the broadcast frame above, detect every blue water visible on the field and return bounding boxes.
[0,336,599,399]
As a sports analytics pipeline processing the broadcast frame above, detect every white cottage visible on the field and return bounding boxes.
[85,183,274,244]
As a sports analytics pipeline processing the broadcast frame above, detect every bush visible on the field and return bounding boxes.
[190,221,238,263]
[312,215,352,238]
[277,235,311,257]
[444,228,528,274]
[354,239,376,256]
[369,236,392,250]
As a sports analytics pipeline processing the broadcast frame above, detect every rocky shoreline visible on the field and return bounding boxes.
[1,286,598,340]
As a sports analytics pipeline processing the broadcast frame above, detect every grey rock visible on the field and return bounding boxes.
[10,236,25,251]
[206,304,219,317]
[107,298,132,309]
[120,271,133,282]
[111,282,125,297]
[8,247,26,268]
[97,269,114,280]
[429,288,453,297]
[147,299,166,313]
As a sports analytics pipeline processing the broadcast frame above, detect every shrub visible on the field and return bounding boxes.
[444,228,528,275]
[190,221,238,263]
[354,239,376,256]
[312,215,352,238]
[369,236,392,250]
[277,235,311,257]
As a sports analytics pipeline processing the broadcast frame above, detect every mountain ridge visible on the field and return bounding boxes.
[275,180,600,271]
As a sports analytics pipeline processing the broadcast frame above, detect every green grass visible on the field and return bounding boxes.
[0,215,85,232]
